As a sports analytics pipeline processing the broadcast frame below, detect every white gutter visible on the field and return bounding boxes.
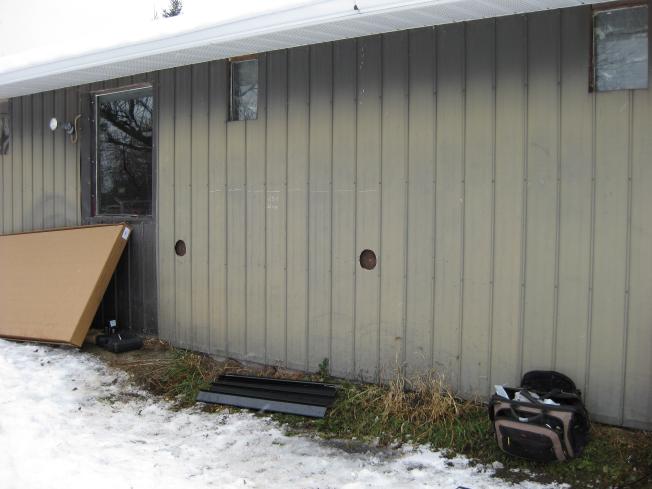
[0,0,609,98]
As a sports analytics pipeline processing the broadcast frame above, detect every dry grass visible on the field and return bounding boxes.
[382,370,464,425]
[98,341,651,488]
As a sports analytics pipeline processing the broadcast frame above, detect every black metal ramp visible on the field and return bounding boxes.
[196,374,338,418]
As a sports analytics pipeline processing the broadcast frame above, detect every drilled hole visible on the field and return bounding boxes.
[359,249,377,270]
[175,240,186,257]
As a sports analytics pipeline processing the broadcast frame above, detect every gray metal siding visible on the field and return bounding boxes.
[2,6,651,429]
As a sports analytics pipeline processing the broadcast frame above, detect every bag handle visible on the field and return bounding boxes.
[508,405,545,423]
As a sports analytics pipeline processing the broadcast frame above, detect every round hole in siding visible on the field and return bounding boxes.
[175,240,187,257]
[359,249,377,270]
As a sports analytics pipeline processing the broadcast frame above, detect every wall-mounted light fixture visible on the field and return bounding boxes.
[49,115,81,143]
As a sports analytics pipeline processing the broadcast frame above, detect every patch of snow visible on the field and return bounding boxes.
[0,339,566,489]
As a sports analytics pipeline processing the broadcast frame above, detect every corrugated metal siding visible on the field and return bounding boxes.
[1,6,650,429]
[156,6,652,429]
[0,89,80,234]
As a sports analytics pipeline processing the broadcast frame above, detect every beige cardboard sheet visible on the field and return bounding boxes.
[0,224,130,347]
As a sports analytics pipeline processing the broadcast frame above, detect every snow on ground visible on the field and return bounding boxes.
[0,339,564,489]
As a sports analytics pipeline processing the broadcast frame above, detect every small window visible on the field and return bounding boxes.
[0,113,9,156]
[229,58,258,121]
[593,4,649,92]
[95,87,153,216]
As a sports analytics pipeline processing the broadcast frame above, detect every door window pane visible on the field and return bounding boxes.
[594,5,648,91]
[230,59,258,121]
[0,113,9,155]
[96,88,153,215]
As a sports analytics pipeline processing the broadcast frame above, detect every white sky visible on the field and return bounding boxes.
[0,0,309,57]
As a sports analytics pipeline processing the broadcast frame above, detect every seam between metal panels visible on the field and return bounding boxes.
[552,10,562,370]
[620,90,634,425]
[263,53,269,365]
[244,69,249,358]
[584,84,597,403]
[458,22,467,393]
[284,49,289,367]
[518,14,529,380]
[189,67,195,350]
[207,63,213,354]
[224,65,230,358]
[172,71,178,346]
[305,46,311,371]
[352,37,359,377]
[328,42,335,370]
[431,26,437,372]
[402,31,410,369]
[377,34,384,382]
[487,18,497,393]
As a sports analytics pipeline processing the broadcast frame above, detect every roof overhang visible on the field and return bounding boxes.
[0,0,610,98]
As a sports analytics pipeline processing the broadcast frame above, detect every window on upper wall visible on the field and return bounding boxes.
[593,4,649,92]
[229,58,258,121]
[0,113,9,156]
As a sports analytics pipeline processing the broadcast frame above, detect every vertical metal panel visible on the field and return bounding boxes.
[32,93,44,230]
[405,27,435,375]
[174,66,193,349]
[53,90,66,227]
[245,54,268,362]
[21,96,32,232]
[434,23,465,390]
[379,31,408,377]
[265,50,288,366]
[2,99,12,234]
[589,90,630,425]
[208,60,229,355]
[461,19,495,397]
[191,62,211,351]
[65,87,79,226]
[308,43,333,371]
[286,46,310,370]
[556,7,593,388]
[491,15,526,389]
[331,38,357,378]
[226,116,247,357]
[42,92,54,229]
[12,97,22,233]
[355,35,382,380]
[157,69,177,344]
[625,79,652,429]
[522,11,560,372]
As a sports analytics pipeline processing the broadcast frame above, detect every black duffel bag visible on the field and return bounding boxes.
[488,371,590,462]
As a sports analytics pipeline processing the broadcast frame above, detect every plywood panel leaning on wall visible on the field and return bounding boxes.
[0,224,130,346]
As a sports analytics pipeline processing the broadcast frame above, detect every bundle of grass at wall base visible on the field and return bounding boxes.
[197,375,338,417]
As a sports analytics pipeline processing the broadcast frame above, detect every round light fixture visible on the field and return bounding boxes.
[49,118,58,131]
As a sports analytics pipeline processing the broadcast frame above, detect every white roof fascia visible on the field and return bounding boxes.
[0,0,611,98]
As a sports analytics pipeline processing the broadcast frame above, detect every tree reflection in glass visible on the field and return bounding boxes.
[0,114,9,156]
[97,88,153,215]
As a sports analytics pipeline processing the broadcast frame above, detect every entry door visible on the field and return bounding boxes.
[82,85,157,334]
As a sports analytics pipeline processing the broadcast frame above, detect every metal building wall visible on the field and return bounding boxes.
[0,89,80,234]
[156,6,652,429]
[1,6,649,429]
